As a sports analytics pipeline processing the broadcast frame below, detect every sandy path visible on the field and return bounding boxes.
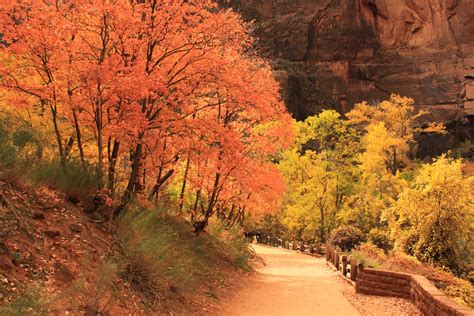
[219,244,361,316]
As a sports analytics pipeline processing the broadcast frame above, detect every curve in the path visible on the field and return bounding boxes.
[221,244,360,316]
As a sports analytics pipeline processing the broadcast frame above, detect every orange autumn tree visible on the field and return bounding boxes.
[182,54,292,231]
[0,0,292,230]
[0,1,75,166]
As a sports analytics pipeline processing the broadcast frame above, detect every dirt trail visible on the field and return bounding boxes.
[220,244,420,316]
[220,244,360,316]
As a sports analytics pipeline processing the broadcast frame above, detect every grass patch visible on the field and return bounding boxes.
[29,160,98,200]
[116,205,250,308]
[63,257,120,314]
[350,243,384,269]
[208,220,252,271]
[0,286,49,315]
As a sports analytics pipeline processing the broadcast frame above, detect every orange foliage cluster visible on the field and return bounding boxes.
[0,1,292,228]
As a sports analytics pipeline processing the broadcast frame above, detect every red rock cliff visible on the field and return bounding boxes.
[222,0,474,139]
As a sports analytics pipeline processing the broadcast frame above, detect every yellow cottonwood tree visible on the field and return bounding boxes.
[347,94,445,174]
[338,122,405,231]
[279,111,359,242]
[386,156,473,273]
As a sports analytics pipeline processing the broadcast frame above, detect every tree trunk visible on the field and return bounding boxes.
[134,149,147,195]
[391,147,398,175]
[149,169,174,201]
[50,104,65,166]
[205,172,221,219]
[226,204,236,226]
[238,208,246,225]
[97,121,104,190]
[320,207,325,243]
[231,206,244,227]
[179,157,190,211]
[72,109,85,167]
[107,139,120,197]
[192,189,201,219]
[64,136,74,160]
[121,136,143,207]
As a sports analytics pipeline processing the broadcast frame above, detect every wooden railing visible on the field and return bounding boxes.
[255,236,324,255]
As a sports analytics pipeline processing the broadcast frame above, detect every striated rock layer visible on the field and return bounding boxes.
[221,0,474,151]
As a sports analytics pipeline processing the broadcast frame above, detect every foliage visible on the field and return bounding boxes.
[387,155,473,274]
[274,95,474,280]
[256,213,288,240]
[0,0,292,229]
[450,140,474,160]
[0,0,471,295]
[279,110,359,242]
[350,243,385,269]
[329,225,365,251]
[0,118,43,171]
[367,228,392,252]
[444,283,474,309]
[347,94,445,173]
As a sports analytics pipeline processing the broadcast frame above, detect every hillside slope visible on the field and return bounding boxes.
[0,180,246,315]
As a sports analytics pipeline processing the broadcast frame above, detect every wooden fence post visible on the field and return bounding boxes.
[350,257,357,281]
[335,252,340,270]
[357,262,364,274]
[341,255,348,276]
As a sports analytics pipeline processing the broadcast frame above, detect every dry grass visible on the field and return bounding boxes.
[116,206,251,313]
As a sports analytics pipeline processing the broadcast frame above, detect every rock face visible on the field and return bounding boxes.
[221,0,474,139]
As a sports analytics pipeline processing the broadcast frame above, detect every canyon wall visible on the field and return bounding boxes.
[221,0,474,147]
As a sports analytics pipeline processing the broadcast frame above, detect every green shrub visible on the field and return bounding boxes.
[0,120,43,168]
[368,228,392,252]
[329,225,365,251]
[12,126,43,159]
[0,142,17,169]
[400,231,419,256]
[450,140,474,160]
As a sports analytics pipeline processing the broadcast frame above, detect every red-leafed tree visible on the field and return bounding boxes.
[0,0,293,229]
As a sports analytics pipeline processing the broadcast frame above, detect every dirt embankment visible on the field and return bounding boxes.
[0,181,241,315]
